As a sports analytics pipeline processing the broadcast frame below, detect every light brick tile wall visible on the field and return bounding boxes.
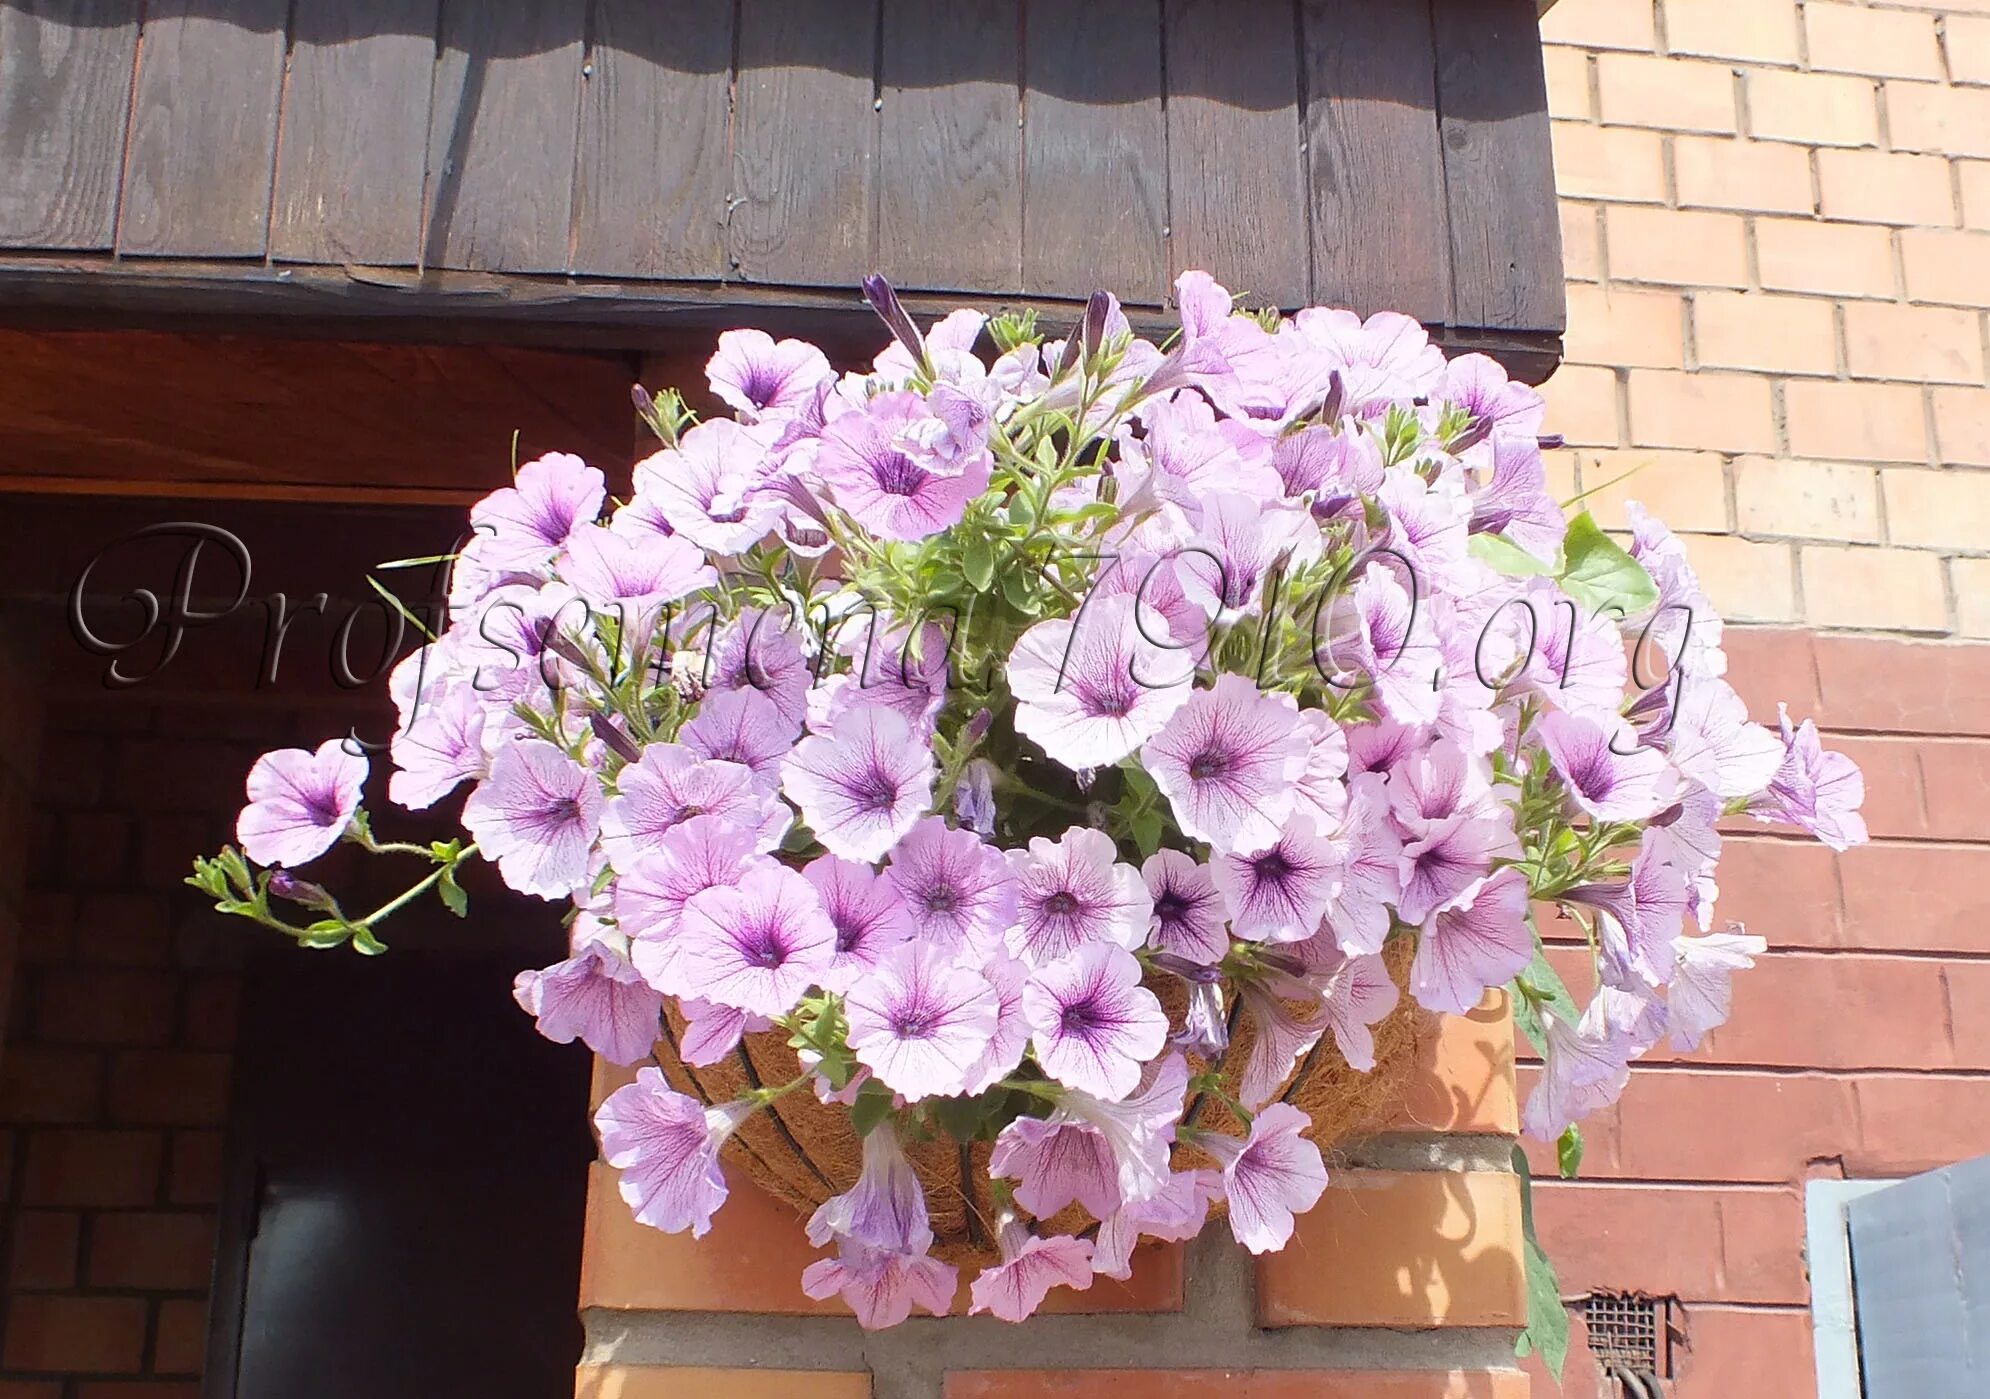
[1546,0,1990,637]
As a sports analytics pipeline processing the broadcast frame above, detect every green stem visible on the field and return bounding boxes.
[355,844,479,929]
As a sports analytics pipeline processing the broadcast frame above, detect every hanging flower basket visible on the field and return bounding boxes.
[193,272,1867,1343]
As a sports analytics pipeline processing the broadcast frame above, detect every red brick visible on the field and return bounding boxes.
[1810,635,1990,736]
[167,1130,224,1206]
[1913,740,1990,841]
[0,1383,62,1399]
[1941,963,1990,1068]
[22,1129,163,1208]
[152,1299,206,1375]
[1533,1181,1806,1302]
[943,1375,1530,1399]
[1714,838,1841,948]
[8,1210,81,1289]
[0,1046,104,1123]
[109,1050,232,1127]
[71,893,172,968]
[1610,1071,1860,1182]
[1,1294,148,1372]
[1820,736,1925,840]
[87,1211,216,1291]
[1722,628,1822,720]
[19,891,75,966]
[1850,1076,1990,1175]
[35,968,177,1047]
[1841,843,1990,953]
[61,811,134,886]
[181,976,241,1050]
[1672,1307,1816,1399]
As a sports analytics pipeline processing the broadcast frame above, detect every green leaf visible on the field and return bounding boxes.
[1557,1124,1584,1180]
[999,567,1039,615]
[932,1092,995,1143]
[1131,808,1164,859]
[850,1080,896,1138]
[351,925,389,957]
[963,535,995,591]
[1558,510,1659,619]
[1469,531,1556,578]
[1509,936,1579,1056]
[297,919,353,951]
[436,867,469,918]
[1512,1146,1571,1381]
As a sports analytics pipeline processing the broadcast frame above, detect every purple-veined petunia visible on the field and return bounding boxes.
[1467,436,1566,563]
[800,1241,957,1330]
[388,683,488,812]
[700,606,814,733]
[1652,674,1783,801]
[803,854,917,995]
[882,816,1017,954]
[781,705,936,863]
[1193,1101,1329,1255]
[461,738,602,899]
[1142,675,1311,856]
[1141,849,1231,964]
[1007,593,1194,771]
[618,816,778,985]
[469,451,605,572]
[670,864,837,1016]
[1566,830,1691,989]
[988,1053,1188,1219]
[1094,1168,1221,1280]
[599,744,788,869]
[1210,820,1343,943]
[679,686,798,792]
[843,940,1000,1101]
[968,1219,1095,1322]
[1022,943,1169,1101]
[593,1067,752,1238]
[635,418,784,556]
[1005,827,1152,964]
[237,738,369,869]
[1749,705,1867,851]
[705,329,833,423]
[1538,708,1677,823]
[814,390,990,541]
[1319,775,1402,956]
[806,1120,932,1254]
[1409,865,1534,1015]
[560,523,716,618]
[959,952,1031,1096]
[513,940,663,1066]
[1666,925,1765,1051]
[1521,988,1661,1141]
[1396,811,1519,929]
[676,997,770,1067]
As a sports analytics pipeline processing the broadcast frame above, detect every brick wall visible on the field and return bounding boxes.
[1541,0,1990,636]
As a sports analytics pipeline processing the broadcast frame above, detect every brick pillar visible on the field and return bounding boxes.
[573,994,1527,1399]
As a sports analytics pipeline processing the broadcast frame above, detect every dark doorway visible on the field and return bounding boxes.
[207,946,593,1399]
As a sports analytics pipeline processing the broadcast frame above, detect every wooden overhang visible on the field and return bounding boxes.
[0,0,1565,381]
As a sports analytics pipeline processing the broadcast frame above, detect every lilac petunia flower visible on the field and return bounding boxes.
[600,744,788,869]
[679,687,799,791]
[1440,352,1546,445]
[677,997,771,1067]
[1653,674,1783,801]
[1141,849,1231,964]
[237,738,369,869]
[1319,774,1403,955]
[1667,925,1765,1051]
[815,390,990,541]
[671,864,837,1016]
[1094,1168,1221,1280]
[1023,943,1169,1101]
[1007,593,1193,771]
[781,705,936,863]
[462,738,602,899]
[701,606,814,733]
[1194,1101,1330,1254]
[1467,437,1566,562]
[808,615,950,737]
[989,1053,1188,1219]
[968,1218,1095,1322]
[800,1241,957,1330]
[593,1067,752,1238]
[1409,865,1534,1015]
[882,817,1018,954]
[618,816,778,984]
[560,523,716,618]
[843,941,1000,1101]
[1210,821,1343,943]
[635,419,784,556]
[1565,831,1691,989]
[469,452,605,571]
[388,683,489,811]
[1005,827,1152,964]
[1175,492,1322,620]
[1520,991,1655,1141]
[1396,811,1519,928]
[959,952,1031,1096]
[1290,710,1351,834]
[807,1121,932,1254]
[1310,946,1401,1073]
[705,329,833,422]
[514,940,664,1066]
[803,855,917,995]
[1749,706,1867,851]
[1142,675,1311,856]
[1288,307,1446,413]
[1326,560,1446,728]
[1538,708,1677,823]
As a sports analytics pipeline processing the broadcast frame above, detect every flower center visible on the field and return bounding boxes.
[547,796,582,826]
[1042,891,1080,918]
[1187,746,1232,782]
[850,766,902,813]
[1059,1000,1102,1036]
[922,887,959,914]
[1250,848,1293,885]
[1154,891,1189,924]
[305,792,345,827]
[872,451,926,497]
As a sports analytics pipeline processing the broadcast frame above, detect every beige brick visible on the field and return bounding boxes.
[1816,148,1955,225]
[1551,122,1668,203]
[1694,290,1839,375]
[1606,206,1750,287]
[1935,386,1990,465]
[1883,468,1990,548]
[1597,53,1738,132]
[1953,558,1990,638]
[1747,69,1880,146]
[1664,0,1800,65]
[1901,228,1990,307]
[1801,544,1949,630]
[1544,47,1591,120]
[1542,447,1581,504]
[1964,162,1990,231]
[1680,533,1799,621]
[1843,302,1986,384]
[1786,379,1929,462]
[1580,449,1731,531]
[1561,201,1604,281]
[1564,284,1686,368]
[1539,363,1622,447]
[1952,16,1990,87]
[1802,2,1943,80]
[1627,369,1778,452]
[1755,218,1898,297]
[1735,456,1882,540]
[1540,0,1657,53]
[1673,135,1814,214]
[1887,81,1990,159]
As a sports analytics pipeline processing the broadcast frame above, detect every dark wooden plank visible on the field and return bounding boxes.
[0,1,141,249]
[1022,0,1166,305]
[878,0,1021,295]
[1432,0,1564,333]
[731,0,879,287]
[1163,0,1307,309]
[120,0,288,257]
[272,1,440,267]
[425,0,587,274]
[572,0,733,281]
[1299,0,1450,324]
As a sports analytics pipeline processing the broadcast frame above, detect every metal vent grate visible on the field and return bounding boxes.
[1584,1290,1670,1375]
